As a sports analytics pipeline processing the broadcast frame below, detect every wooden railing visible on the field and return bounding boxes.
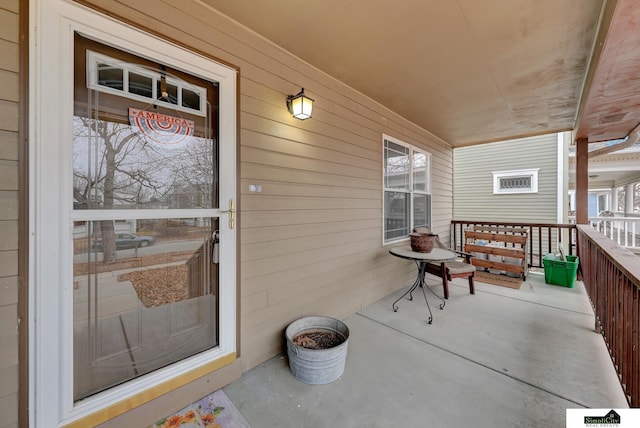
[185,235,217,299]
[450,220,577,268]
[451,221,639,406]
[578,225,640,407]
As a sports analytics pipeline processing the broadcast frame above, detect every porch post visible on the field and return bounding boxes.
[625,183,635,215]
[611,187,618,212]
[575,138,589,224]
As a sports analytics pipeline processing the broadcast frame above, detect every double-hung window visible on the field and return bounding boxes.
[383,135,432,242]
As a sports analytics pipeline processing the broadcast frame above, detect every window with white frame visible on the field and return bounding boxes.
[493,169,539,194]
[383,135,432,242]
[87,51,208,116]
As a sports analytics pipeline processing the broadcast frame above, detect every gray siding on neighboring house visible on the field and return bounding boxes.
[453,134,559,223]
[0,0,19,427]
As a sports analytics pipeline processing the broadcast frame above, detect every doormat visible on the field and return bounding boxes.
[151,389,251,428]
[475,271,522,290]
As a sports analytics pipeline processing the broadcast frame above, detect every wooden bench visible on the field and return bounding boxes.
[464,227,528,280]
[413,227,476,299]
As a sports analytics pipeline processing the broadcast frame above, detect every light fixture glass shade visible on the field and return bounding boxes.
[287,88,314,120]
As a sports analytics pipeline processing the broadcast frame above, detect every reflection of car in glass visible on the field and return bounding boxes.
[93,233,156,250]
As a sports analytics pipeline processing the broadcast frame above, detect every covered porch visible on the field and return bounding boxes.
[9,1,640,426]
[96,222,637,427]
[222,266,626,427]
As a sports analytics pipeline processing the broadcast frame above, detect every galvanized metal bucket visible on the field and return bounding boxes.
[285,316,350,384]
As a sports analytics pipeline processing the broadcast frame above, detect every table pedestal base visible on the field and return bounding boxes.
[392,260,445,324]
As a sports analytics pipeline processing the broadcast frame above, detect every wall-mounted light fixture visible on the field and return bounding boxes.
[286,88,314,120]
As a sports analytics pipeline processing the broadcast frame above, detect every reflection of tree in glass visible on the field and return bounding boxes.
[73,117,174,210]
[169,139,215,209]
[75,118,155,261]
[73,117,215,261]
[73,117,215,210]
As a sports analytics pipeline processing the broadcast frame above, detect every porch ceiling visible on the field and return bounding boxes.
[203,0,640,147]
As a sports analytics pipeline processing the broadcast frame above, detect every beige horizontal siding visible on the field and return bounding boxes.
[242,162,379,191]
[0,275,17,306]
[0,303,17,358]
[239,179,381,203]
[0,191,17,220]
[0,2,18,427]
[241,145,379,180]
[0,70,17,103]
[0,298,18,427]
[0,221,17,251]
[0,7,17,43]
[240,252,413,369]
[0,101,18,133]
[240,218,380,245]
[46,1,454,423]
[0,131,17,161]
[0,160,17,190]
[0,392,18,428]
[0,250,17,278]
[0,39,17,73]
[241,208,381,229]
[0,364,17,400]
[240,244,387,296]
[0,0,18,13]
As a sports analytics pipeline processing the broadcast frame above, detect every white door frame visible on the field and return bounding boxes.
[30,0,237,425]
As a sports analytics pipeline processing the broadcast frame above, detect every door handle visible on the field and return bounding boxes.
[212,230,220,263]
[219,199,235,230]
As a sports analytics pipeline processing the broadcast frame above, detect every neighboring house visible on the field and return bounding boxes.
[568,141,640,217]
[453,133,569,224]
[567,141,640,250]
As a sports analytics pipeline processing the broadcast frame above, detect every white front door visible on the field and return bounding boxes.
[31,1,237,425]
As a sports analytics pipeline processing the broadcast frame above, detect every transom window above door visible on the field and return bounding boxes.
[74,35,220,211]
[87,51,208,115]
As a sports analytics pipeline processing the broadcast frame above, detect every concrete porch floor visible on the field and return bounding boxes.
[223,272,628,428]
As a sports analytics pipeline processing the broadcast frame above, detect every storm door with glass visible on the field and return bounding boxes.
[72,34,226,401]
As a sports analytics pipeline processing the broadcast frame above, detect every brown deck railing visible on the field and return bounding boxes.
[578,225,640,407]
[185,236,217,298]
[451,221,639,405]
[450,220,577,268]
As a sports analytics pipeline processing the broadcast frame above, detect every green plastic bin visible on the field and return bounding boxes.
[543,254,579,287]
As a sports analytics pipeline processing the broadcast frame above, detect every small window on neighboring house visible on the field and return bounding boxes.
[493,169,539,194]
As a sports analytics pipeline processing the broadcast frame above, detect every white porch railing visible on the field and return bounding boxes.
[588,216,640,250]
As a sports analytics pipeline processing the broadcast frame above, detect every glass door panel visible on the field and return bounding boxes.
[72,35,222,402]
[72,218,219,400]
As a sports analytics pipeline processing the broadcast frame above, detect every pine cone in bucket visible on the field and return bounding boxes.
[410,232,436,253]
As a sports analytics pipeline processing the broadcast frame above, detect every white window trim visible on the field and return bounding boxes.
[492,168,539,194]
[557,132,566,223]
[31,1,237,425]
[382,134,432,244]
